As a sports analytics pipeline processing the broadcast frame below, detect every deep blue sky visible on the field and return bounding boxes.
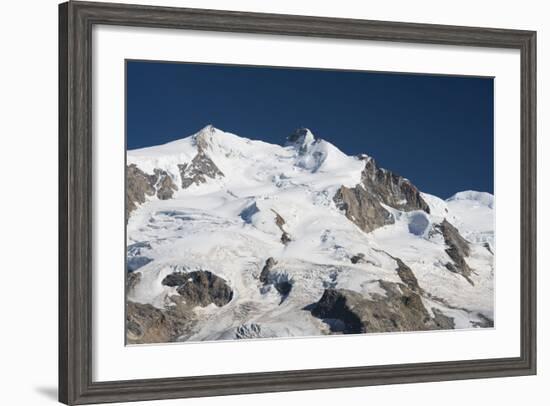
[127,60,494,198]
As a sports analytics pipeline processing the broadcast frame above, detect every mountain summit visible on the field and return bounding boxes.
[286,127,316,152]
[193,124,221,150]
[125,126,494,343]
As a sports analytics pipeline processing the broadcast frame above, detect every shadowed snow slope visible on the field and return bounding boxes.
[126,125,494,343]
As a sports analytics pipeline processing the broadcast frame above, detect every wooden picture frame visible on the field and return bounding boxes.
[59,1,536,404]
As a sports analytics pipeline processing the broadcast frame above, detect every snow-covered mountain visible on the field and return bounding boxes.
[125,125,494,344]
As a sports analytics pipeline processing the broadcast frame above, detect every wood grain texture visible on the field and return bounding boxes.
[58,2,69,403]
[58,1,537,404]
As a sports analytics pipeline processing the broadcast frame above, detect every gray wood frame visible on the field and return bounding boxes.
[59,1,537,404]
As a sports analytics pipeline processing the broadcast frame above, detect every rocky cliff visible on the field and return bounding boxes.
[333,157,430,233]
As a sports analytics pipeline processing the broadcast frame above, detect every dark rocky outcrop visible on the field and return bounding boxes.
[361,158,430,213]
[310,289,364,333]
[334,184,395,233]
[126,271,141,292]
[162,270,233,307]
[258,257,293,301]
[435,219,474,285]
[126,165,178,219]
[437,219,470,256]
[126,301,192,344]
[272,209,286,229]
[309,282,447,334]
[162,272,190,287]
[431,308,456,329]
[281,232,292,245]
[126,164,156,219]
[271,209,292,245]
[333,157,430,233]
[259,257,277,284]
[372,249,423,293]
[350,253,366,264]
[146,125,225,190]
[394,257,421,293]
[178,150,224,189]
[153,168,177,200]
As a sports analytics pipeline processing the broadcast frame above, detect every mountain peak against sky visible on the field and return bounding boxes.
[193,125,319,152]
[126,124,495,343]
[286,127,315,146]
[193,124,220,150]
[196,123,217,134]
[127,126,493,203]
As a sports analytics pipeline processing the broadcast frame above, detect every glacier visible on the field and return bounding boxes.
[125,125,494,344]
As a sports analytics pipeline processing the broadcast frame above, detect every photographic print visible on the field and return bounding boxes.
[125,61,495,344]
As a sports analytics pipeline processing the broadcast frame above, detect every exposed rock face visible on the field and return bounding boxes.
[126,301,192,344]
[127,127,226,219]
[126,164,156,219]
[309,282,445,334]
[394,257,422,293]
[435,219,474,285]
[362,158,431,213]
[272,209,286,229]
[350,253,366,264]
[334,184,394,233]
[160,273,190,286]
[259,257,277,284]
[174,124,224,189]
[258,257,292,300]
[178,150,224,188]
[373,249,423,293]
[280,232,292,245]
[162,270,233,307]
[271,209,292,245]
[432,308,456,329]
[193,124,217,151]
[310,289,364,333]
[333,158,430,233]
[126,271,141,293]
[438,219,470,256]
[153,168,177,200]
[126,165,178,219]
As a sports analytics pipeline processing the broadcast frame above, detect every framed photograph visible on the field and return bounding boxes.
[59,1,536,404]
